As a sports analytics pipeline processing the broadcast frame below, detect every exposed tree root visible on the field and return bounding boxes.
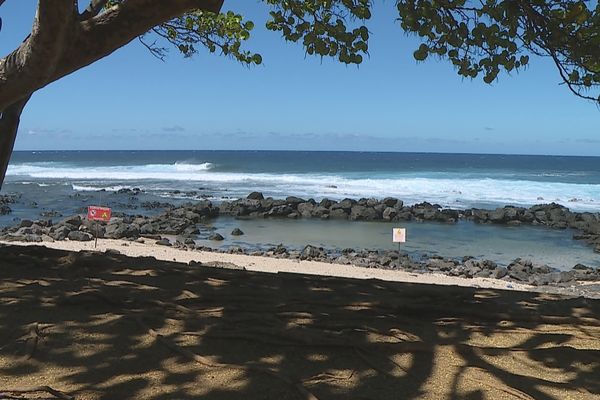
[0,386,74,400]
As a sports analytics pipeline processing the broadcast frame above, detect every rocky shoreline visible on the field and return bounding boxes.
[2,192,600,293]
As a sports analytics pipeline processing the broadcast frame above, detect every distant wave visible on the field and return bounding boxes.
[7,162,214,179]
[6,161,600,211]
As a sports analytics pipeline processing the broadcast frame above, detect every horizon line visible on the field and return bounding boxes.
[11,149,600,158]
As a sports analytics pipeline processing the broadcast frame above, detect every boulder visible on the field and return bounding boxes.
[331,198,355,211]
[50,225,72,241]
[60,215,82,228]
[247,192,264,200]
[271,244,288,255]
[267,205,294,217]
[508,260,532,282]
[105,223,139,239]
[297,202,315,217]
[19,219,34,228]
[382,197,399,207]
[329,208,348,219]
[300,245,323,260]
[382,207,397,221]
[209,233,224,241]
[319,198,334,208]
[285,196,305,206]
[311,206,330,218]
[491,266,508,279]
[67,231,93,242]
[231,228,244,236]
[349,205,379,221]
[156,238,172,246]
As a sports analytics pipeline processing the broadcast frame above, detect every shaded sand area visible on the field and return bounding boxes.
[1,244,599,399]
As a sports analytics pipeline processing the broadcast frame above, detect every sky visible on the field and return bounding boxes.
[1,0,600,155]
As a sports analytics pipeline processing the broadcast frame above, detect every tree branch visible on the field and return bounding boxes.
[0,0,223,110]
[0,0,75,110]
[79,0,109,20]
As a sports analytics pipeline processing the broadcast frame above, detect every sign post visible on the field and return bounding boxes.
[392,228,406,267]
[87,206,112,248]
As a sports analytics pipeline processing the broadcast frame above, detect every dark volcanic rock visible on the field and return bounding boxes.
[297,202,315,218]
[105,222,139,239]
[329,209,348,219]
[60,215,82,228]
[507,260,533,282]
[350,205,379,221]
[285,196,305,206]
[231,228,244,236]
[300,245,323,260]
[331,198,355,211]
[271,244,288,255]
[247,191,264,200]
[209,233,224,241]
[49,226,70,241]
[67,231,93,242]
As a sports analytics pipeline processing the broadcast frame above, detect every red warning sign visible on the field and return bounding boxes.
[87,206,111,222]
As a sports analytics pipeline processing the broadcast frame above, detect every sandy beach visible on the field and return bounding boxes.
[1,241,599,399]
[2,238,539,292]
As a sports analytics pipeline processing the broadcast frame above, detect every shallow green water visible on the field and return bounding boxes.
[196,217,599,270]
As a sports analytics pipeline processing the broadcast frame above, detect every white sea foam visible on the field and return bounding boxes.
[7,162,600,211]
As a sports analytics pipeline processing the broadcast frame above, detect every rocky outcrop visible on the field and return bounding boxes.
[219,194,462,224]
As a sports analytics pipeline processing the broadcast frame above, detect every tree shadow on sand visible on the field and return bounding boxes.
[0,244,598,399]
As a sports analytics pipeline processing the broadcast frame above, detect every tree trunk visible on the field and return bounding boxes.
[0,96,30,190]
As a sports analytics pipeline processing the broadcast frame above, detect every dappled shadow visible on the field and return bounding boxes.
[0,244,599,399]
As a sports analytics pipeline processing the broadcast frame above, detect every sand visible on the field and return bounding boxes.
[1,241,599,399]
[2,238,536,292]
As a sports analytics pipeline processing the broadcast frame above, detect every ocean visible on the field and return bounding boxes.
[2,150,600,269]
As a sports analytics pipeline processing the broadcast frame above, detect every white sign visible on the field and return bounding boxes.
[392,228,406,243]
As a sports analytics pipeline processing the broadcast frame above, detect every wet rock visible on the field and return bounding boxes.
[247,191,264,200]
[209,233,224,241]
[350,205,379,221]
[573,263,592,271]
[231,228,244,236]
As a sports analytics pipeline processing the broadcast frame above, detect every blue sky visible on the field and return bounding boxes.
[1,0,599,155]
